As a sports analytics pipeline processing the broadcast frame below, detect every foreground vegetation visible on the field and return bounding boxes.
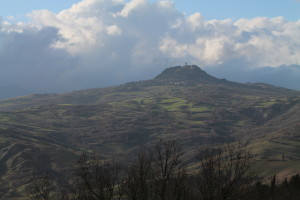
[26,141,300,200]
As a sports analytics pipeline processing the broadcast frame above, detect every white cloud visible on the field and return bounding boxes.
[116,0,146,17]
[161,16,300,68]
[188,13,204,30]
[1,0,300,92]
[157,1,174,9]
[106,25,122,35]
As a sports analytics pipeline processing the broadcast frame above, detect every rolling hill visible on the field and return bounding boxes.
[0,65,300,198]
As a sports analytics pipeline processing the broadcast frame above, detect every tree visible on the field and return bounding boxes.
[74,152,122,200]
[153,140,189,200]
[122,140,189,200]
[196,143,256,200]
[270,175,276,198]
[26,173,53,200]
[122,148,154,200]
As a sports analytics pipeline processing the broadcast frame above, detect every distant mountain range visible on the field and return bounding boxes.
[0,85,31,100]
[0,65,300,198]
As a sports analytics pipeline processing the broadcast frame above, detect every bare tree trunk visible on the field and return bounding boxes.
[197,143,256,200]
[26,173,53,200]
[74,152,122,200]
[153,140,189,200]
[122,148,154,200]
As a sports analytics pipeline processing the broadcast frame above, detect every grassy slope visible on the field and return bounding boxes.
[0,78,300,197]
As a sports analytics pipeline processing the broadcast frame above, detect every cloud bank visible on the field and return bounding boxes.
[1,0,300,92]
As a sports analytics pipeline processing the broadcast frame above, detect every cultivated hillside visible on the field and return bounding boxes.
[0,65,300,198]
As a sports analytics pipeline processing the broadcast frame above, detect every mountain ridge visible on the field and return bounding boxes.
[0,65,298,111]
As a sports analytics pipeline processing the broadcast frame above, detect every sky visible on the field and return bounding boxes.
[0,0,300,93]
[1,0,300,21]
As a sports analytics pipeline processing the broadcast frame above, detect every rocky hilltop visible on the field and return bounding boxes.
[154,65,220,83]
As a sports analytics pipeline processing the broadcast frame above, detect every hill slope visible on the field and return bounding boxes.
[0,65,300,198]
